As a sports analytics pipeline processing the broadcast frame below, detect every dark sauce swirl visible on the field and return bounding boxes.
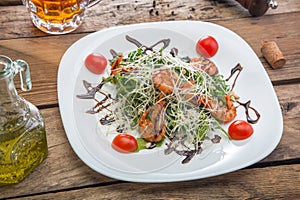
[226,63,243,91]
[164,135,221,164]
[113,35,179,57]
[237,100,261,124]
[226,63,261,124]
[125,35,171,52]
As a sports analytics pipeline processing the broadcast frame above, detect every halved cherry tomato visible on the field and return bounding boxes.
[112,134,138,153]
[85,53,107,74]
[196,36,219,58]
[228,120,254,140]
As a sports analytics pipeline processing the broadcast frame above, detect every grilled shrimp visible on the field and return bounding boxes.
[192,95,237,123]
[152,69,179,94]
[190,56,218,76]
[211,95,237,123]
[138,100,166,142]
[152,69,236,123]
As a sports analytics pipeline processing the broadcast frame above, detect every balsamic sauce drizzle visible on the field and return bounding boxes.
[165,135,221,164]
[109,49,118,58]
[170,48,178,57]
[237,100,261,124]
[125,35,171,52]
[124,35,179,56]
[76,80,105,99]
[99,114,115,125]
[226,63,243,91]
[225,63,261,124]
[125,35,143,48]
[77,79,116,125]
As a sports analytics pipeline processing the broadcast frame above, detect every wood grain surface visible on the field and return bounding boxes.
[4,165,300,199]
[1,0,300,39]
[0,103,298,198]
[0,0,299,199]
[1,13,299,107]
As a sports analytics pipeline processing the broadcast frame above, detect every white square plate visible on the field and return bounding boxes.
[58,21,283,182]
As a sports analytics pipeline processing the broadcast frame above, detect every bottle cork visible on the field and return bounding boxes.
[261,40,286,69]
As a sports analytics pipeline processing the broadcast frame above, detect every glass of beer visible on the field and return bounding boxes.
[22,0,102,34]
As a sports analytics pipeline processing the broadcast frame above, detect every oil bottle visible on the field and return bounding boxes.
[0,55,48,185]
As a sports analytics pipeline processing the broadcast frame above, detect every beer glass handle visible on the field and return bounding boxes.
[13,60,32,92]
[88,0,102,8]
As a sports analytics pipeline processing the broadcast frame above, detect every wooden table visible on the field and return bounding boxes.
[1,0,299,199]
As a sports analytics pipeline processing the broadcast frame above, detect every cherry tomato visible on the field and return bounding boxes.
[228,120,254,140]
[84,53,107,74]
[196,36,219,58]
[112,134,138,153]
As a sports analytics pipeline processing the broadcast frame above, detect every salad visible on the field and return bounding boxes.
[77,35,260,164]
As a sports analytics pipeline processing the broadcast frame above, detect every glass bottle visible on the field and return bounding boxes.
[0,55,48,185]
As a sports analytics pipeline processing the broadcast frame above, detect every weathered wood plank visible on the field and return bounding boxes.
[0,104,298,198]
[0,34,84,106]
[0,13,299,107]
[0,0,300,39]
[275,84,300,120]
[216,13,300,84]
[262,84,300,162]
[6,165,300,199]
